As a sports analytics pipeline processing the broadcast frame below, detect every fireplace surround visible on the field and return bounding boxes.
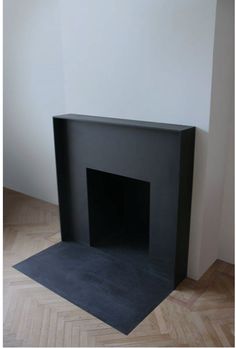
[14,114,195,334]
[54,114,195,286]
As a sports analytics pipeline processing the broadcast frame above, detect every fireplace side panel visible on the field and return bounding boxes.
[53,118,74,241]
[174,128,195,286]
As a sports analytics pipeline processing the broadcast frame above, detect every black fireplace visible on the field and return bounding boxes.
[54,114,195,286]
[14,114,195,334]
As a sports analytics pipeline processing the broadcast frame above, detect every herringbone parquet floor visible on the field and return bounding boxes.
[3,188,235,347]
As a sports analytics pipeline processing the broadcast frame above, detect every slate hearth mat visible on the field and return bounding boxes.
[14,241,172,334]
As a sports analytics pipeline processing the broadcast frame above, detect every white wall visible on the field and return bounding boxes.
[219,119,234,263]
[217,0,234,265]
[59,0,215,131]
[3,0,65,203]
[199,0,234,271]
[3,0,234,279]
[214,0,234,265]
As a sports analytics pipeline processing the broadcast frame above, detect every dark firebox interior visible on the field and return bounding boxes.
[87,168,150,262]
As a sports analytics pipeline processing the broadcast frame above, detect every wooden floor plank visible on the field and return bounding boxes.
[3,188,235,347]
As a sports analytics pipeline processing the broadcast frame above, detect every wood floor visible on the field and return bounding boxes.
[3,188,235,347]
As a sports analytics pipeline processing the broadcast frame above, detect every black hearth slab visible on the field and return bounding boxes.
[14,241,172,334]
[54,113,194,132]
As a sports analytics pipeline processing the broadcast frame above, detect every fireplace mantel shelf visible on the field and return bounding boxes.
[54,113,194,133]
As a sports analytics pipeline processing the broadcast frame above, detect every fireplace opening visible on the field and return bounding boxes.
[87,168,150,260]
